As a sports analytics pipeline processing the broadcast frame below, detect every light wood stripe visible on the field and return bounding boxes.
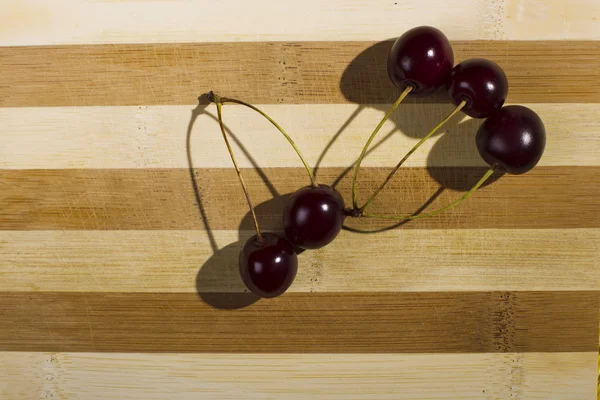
[1,41,599,107]
[1,229,598,293]
[0,167,597,230]
[1,103,598,169]
[1,352,596,399]
[0,291,596,353]
[1,0,598,46]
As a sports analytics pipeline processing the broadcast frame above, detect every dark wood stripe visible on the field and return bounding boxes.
[1,41,598,107]
[0,167,597,231]
[0,291,596,353]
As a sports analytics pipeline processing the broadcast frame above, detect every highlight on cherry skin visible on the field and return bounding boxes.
[387,25,454,94]
[476,105,546,175]
[447,58,509,119]
[239,233,299,299]
[283,184,346,250]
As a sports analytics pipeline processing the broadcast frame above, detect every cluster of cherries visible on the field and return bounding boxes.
[209,26,546,299]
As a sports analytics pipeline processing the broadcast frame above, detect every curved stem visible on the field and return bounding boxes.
[362,167,495,222]
[360,100,466,212]
[351,86,412,209]
[214,95,263,243]
[217,94,318,188]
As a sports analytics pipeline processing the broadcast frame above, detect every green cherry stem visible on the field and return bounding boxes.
[362,167,495,221]
[351,86,412,210]
[360,100,467,212]
[213,94,263,243]
[213,93,318,188]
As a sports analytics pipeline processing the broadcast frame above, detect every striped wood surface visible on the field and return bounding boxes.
[1,1,599,399]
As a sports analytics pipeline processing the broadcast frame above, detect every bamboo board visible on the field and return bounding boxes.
[1,1,599,399]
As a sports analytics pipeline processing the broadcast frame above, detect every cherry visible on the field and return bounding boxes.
[355,56,509,213]
[448,58,508,119]
[353,27,454,210]
[476,105,546,174]
[283,184,345,250]
[239,233,298,298]
[360,105,546,223]
[209,91,308,299]
[387,26,454,94]
[352,27,454,211]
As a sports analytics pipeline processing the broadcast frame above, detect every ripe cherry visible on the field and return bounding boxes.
[239,233,298,298]
[283,185,345,250]
[209,91,308,299]
[359,105,546,223]
[476,105,546,174]
[448,58,508,119]
[387,26,454,94]
[356,57,509,213]
[352,27,455,211]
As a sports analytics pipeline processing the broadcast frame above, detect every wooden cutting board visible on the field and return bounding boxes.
[1,1,599,399]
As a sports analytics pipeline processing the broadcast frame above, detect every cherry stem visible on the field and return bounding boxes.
[362,167,495,222]
[360,100,467,212]
[213,94,264,243]
[215,94,318,188]
[351,86,412,209]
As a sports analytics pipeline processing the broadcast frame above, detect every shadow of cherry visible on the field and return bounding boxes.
[238,194,307,255]
[238,193,289,233]
[195,238,260,309]
[188,94,267,310]
[315,40,455,178]
[339,40,449,107]
[426,117,505,191]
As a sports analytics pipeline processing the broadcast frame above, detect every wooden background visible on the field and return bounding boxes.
[1,0,599,398]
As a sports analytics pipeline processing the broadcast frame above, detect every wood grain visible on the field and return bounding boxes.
[1,167,597,230]
[1,0,599,46]
[2,103,599,169]
[1,41,599,107]
[1,0,599,397]
[1,229,598,293]
[1,352,596,399]
[0,291,597,353]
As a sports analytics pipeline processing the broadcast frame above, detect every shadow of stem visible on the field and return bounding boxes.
[342,187,445,234]
[186,95,218,253]
[313,104,363,179]
[329,127,398,189]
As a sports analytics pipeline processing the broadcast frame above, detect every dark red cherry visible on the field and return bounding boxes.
[476,105,546,174]
[283,184,345,250]
[239,233,298,298]
[448,58,508,118]
[387,26,454,94]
